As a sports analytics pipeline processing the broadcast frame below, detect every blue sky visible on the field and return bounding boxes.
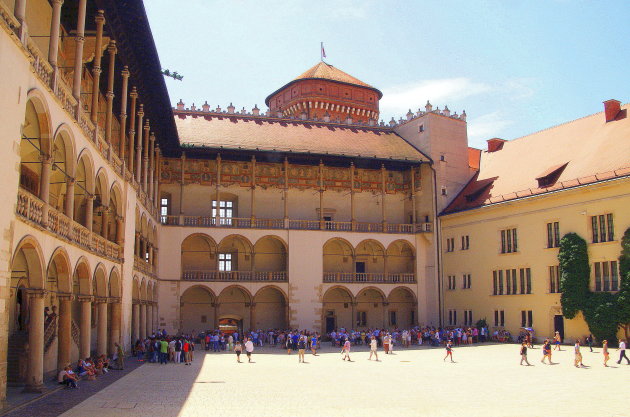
[145,1,630,149]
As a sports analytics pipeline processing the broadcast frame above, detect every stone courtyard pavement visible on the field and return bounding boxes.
[54,344,626,417]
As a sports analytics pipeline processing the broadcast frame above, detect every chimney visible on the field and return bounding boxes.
[603,99,621,122]
[425,100,432,112]
[227,103,235,114]
[252,105,260,116]
[202,101,210,112]
[190,103,196,111]
[487,138,507,152]
[176,99,185,110]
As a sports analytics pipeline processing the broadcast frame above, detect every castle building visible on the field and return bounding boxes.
[0,0,627,402]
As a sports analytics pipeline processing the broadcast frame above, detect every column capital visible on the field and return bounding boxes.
[121,65,130,78]
[87,194,96,201]
[94,297,108,304]
[39,154,53,164]
[26,288,47,299]
[149,134,155,143]
[110,296,121,304]
[137,104,144,117]
[130,86,138,99]
[144,119,150,129]
[66,177,76,185]
[77,295,93,303]
[94,9,105,25]
[56,292,74,301]
[107,40,117,55]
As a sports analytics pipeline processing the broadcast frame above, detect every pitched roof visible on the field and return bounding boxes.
[444,103,630,214]
[295,62,375,89]
[174,112,428,163]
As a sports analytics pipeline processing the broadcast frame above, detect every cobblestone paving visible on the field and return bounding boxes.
[1,358,144,417]
[44,344,630,417]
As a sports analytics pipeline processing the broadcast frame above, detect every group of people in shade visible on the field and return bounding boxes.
[57,342,125,389]
[519,331,630,368]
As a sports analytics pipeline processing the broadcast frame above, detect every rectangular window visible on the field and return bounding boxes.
[160,196,170,223]
[594,262,602,291]
[501,228,518,253]
[494,310,499,327]
[357,311,367,326]
[547,222,560,248]
[446,238,455,253]
[591,216,599,243]
[218,253,232,271]
[389,311,397,326]
[460,235,469,250]
[453,310,457,325]
[592,213,614,243]
[599,214,607,242]
[506,269,512,294]
[500,310,505,327]
[498,270,504,295]
[213,200,234,225]
[520,268,526,294]
[603,261,610,292]
[462,274,471,289]
[526,268,532,294]
[521,310,527,327]
[512,269,518,294]
[611,261,619,291]
[607,213,614,241]
[528,310,533,327]
[493,271,498,295]
[549,265,560,293]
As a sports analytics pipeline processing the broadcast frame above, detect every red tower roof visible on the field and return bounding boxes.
[294,62,377,90]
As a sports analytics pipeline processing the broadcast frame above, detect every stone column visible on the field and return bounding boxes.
[319,160,324,229]
[109,300,121,355]
[139,303,147,340]
[23,289,46,393]
[154,148,160,204]
[350,163,356,230]
[134,233,141,258]
[104,41,117,155]
[128,88,138,173]
[250,156,256,222]
[14,0,28,41]
[148,134,155,199]
[215,155,221,225]
[142,124,150,192]
[283,157,289,225]
[90,10,105,124]
[38,155,52,204]
[64,178,75,220]
[249,303,256,331]
[101,206,110,240]
[381,164,387,229]
[48,0,63,71]
[57,294,72,371]
[119,67,130,168]
[146,303,152,337]
[72,0,88,112]
[96,298,108,356]
[85,194,94,232]
[135,111,145,182]
[131,302,139,342]
[410,167,417,224]
[116,215,124,246]
[79,296,92,359]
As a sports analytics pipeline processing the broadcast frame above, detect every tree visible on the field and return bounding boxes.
[558,232,619,343]
[617,227,630,339]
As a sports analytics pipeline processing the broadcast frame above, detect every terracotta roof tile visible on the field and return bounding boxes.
[295,62,374,89]
[175,112,427,163]
[444,103,630,214]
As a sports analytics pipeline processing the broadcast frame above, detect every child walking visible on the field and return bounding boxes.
[444,340,454,362]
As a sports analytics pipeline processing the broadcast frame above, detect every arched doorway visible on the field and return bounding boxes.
[180,286,215,334]
[19,98,51,198]
[253,286,287,329]
[321,286,354,333]
[46,248,72,374]
[387,287,417,329]
[217,286,252,332]
[355,287,386,329]
[74,152,94,228]
[217,235,253,276]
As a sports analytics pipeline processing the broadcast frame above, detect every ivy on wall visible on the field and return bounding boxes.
[617,228,630,339]
[558,232,621,343]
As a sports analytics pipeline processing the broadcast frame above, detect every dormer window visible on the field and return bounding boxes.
[536,162,568,188]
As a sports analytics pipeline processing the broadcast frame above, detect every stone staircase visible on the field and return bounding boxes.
[6,331,28,386]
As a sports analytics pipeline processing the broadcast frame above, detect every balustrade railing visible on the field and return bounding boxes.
[134,256,156,276]
[162,215,428,234]
[44,315,57,353]
[323,272,416,283]
[182,270,287,282]
[0,2,20,35]
[16,189,122,261]
[71,320,80,347]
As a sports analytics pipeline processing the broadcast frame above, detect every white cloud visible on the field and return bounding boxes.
[467,111,513,147]
[380,78,491,115]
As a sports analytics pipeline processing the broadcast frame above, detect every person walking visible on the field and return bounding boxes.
[383,333,390,354]
[297,336,306,363]
[444,340,454,362]
[286,332,293,355]
[586,334,593,352]
[617,339,629,364]
[541,339,552,364]
[602,340,610,367]
[234,340,243,363]
[574,340,585,368]
[341,338,352,361]
[520,341,531,366]
[553,331,562,351]
[368,335,379,361]
[310,333,318,356]
[174,338,182,364]
[159,338,169,364]
[245,337,254,363]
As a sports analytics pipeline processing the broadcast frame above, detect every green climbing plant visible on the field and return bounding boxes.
[617,227,630,339]
[558,232,619,343]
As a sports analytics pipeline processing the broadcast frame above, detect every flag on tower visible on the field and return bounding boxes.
[321,42,326,61]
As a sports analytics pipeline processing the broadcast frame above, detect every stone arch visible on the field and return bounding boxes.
[387,286,417,328]
[75,150,95,227]
[47,246,72,294]
[355,286,386,329]
[217,235,253,271]
[108,267,121,298]
[253,235,287,272]
[72,257,92,296]
[19,93,52,197]
[355,239,386,274]
[107,182,123,242]
[181,234,217,277]
[321,286,354,333]
[323,237,354,273]
[48,126,76,213]
[180,285,216,334]
[252,285,287,329]
[217,285,253,331]
[132,276,140,301]
[93,169,110,236]
[140,279,148,301]
[386,240,415,274]
[93,263,109,297]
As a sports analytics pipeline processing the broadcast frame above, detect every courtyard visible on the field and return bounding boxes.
[39,343,628,417]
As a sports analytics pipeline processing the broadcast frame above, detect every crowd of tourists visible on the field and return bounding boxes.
[56,342,125,389]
